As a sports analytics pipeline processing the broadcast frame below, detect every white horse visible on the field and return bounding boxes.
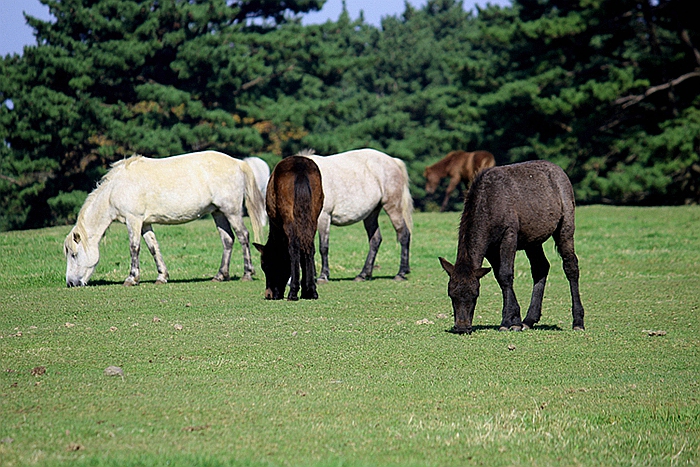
[64,151,265,287]
[302,148,413,282]
[243,157,270,198]
[243,156,270,226]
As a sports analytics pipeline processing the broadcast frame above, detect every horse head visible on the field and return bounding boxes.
[423,167,441,195]
[439,257,491,334]
[64,226,100,287]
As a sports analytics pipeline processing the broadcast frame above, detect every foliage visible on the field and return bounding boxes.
[1,208,699,465]
[1,0,699,230]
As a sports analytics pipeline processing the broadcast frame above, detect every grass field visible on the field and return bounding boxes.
[1,207,698,466]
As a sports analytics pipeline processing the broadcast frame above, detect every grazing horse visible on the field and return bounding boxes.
[254,156,324,300]
[64,151,265,287]
[302,148,413,282]
[424,150,495,211]
[439,160,585,334]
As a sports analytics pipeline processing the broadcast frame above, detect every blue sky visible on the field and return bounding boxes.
[1,0,511,56]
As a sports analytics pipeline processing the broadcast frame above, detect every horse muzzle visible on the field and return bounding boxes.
[450,321,473,335]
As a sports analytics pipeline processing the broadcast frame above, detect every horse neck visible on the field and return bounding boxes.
[76,183,115,244]
[456,209,489,269]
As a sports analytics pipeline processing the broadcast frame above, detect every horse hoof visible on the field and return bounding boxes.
[522,323,532,331]
[353,275,368,282]
[316,277,329,284]
[510,325,523,332]
[499,326,509,332]
[573,325,585,331]
[155,279,167,285]
[123,278,138,287]
[240,274,253,282]
[393,274,407,281]
[211,275,228,282]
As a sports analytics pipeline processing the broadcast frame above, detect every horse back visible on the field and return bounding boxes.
[267,157,324,250]
[466,161,574,246]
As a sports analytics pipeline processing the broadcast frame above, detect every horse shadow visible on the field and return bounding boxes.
[445,323,563,334]
[320,275,403,283]
[89,277,240,286]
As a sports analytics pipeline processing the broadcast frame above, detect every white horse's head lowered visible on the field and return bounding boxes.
[64,224,100,287]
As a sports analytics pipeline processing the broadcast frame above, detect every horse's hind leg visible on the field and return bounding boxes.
[142,225,169,284]
[356,208,382,281]
[554,225,585,330]
[300,248,318,299]
[316,213,331,283]
[383,205,411,280]
[522,243,550,329]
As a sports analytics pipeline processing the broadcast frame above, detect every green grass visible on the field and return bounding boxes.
[1,207,698,466]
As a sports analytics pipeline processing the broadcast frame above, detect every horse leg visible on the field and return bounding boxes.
[356,208,382,281]
[490,233,522,331]
[142,225,169,284]
[225,212,255,281]
[441,176,461,211]
[300,248,318,299]
[522,244,550,329]
[554,226,585,330]
[287,233,301,301]
[211,212,235,282]
[316,213,331,283]
[124,217,143,286]
[383,204,411,280]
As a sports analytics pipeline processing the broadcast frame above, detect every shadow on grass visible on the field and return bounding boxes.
[444,323,564,334]
[89,276,255,286]
[318,275,405,282]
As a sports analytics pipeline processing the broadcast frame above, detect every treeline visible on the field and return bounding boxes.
[1,0,699,231]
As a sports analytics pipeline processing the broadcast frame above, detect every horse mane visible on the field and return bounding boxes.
[295,148,316,157]
[70,154,142,247]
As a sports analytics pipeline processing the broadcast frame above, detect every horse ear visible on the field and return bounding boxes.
[253,243,264,254]
[438,257,454,277]
[476,267,491,278]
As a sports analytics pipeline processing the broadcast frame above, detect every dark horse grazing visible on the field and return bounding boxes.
[254,156,324,301]
[424,150,496,211]
[439,160,585,334]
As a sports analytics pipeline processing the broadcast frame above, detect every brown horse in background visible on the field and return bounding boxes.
[254,156,324,301]
[424,150,496,211]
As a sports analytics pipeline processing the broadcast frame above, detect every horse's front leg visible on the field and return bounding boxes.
[316,213,331,283]
[488,238,522,331]
[124,218,143,286]
[212,212,234,281]
[356,210,382,281]
[441,176,462,212]
[142,225,169,284]
[522,244,550,329]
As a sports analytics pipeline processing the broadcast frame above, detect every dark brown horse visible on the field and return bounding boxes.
[254,156,324,301]
[424,150,496,211]
[439,160,585,334]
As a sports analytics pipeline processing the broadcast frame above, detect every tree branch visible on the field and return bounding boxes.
[614,71,700,108]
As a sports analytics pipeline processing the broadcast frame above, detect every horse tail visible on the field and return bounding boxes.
[240,161,265,243]
[293,170,315,254]
[395,158,414,235]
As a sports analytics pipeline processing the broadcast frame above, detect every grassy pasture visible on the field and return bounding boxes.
[0,207,698,466]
